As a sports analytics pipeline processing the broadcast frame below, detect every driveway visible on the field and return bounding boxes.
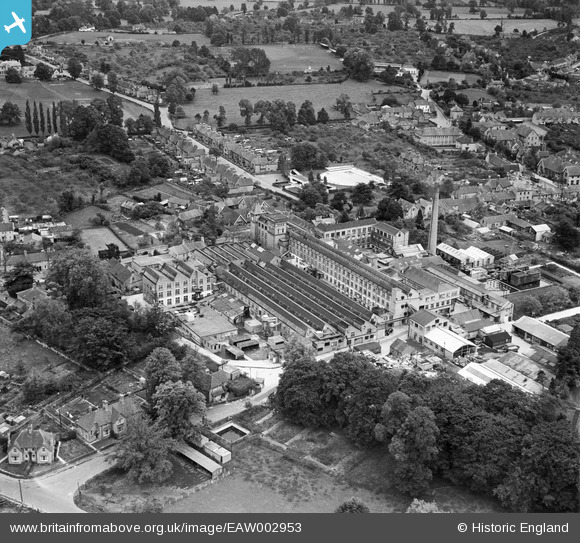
[0,452,114,513]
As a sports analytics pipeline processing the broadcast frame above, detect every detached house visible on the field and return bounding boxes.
[76,397,140,444]
[8,425,55,465]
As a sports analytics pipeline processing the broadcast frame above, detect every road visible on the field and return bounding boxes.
[0,452,114,513]
[538,306,580,323]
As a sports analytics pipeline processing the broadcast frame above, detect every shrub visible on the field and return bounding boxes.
[227,376,259,398]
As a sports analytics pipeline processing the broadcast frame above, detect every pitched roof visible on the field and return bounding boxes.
[11,427,55,451]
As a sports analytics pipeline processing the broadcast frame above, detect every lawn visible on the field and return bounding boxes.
[58,438,94,463]
[63,205,116,230]
[179,79,386,126]
[80,226,130,255]
[265,420,304,445]
[77,455,211,513]
[0,80,151,139]
[165,438,400,513]
[114,222,146,236]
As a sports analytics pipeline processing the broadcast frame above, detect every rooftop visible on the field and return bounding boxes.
[512,316,569,348]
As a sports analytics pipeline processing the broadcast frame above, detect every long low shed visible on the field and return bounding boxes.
[174,443,223,478]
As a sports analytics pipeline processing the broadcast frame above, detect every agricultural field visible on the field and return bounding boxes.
[44,31,211,47]
[0,153,108,217]
[451,18,558,35]
[0,79,151,138]
[180,79,386,125]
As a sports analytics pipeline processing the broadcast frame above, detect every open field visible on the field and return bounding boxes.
[80,227,130,255]
[43,31,211,47]
[77,456,211,513]
[180,79,386,125]
[0,80,151,138]
[451,18,558,35]
[219,43,343,72]
[63,205,116,230]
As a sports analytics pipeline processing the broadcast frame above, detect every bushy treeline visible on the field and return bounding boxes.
[14,250,177,371]
[273,345,579,512]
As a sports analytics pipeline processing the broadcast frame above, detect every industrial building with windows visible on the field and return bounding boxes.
[219,257,388,353]
[287,231,415,322]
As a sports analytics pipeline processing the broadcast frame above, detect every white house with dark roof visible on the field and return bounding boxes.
[0,222,16,243]
[76,397,140,444]
[8,425,55,464]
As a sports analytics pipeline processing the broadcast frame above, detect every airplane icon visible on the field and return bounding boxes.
[4,12,26,34]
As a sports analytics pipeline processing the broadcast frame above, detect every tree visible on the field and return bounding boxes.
[375,391,412,442]
[106,94,124,127]
[73,315,130,370]
[211,83,219,95]
[46,250,109,309]
[152,380,206,439]
[493,421,579,512]
[330,191,349,211]
[376,197,403,222]
[317,107,329,124]
[554,218,580,251]
[67,57,82,79]
[273,356,328,427]
[335,498,370,513]
[113,413,175,484]
[342,49,374,82]
[387,178,413,201]
[91,72,105,90]
[217,105,226,127]
[389,406,439,496]
[515,295,542,318]
[336,94,353,119]
[351,183,374,206]
[39,103,45,134]
[153,100,162,128]
[32,102,39,134]
[85,123,134,162]
[69,105,101,141]
[5,67,22,83]
[34,63,53,81]
[24,100,32,134]
[387,11,404,31]
[290,142,328,170]
[52,102,58,133]
[297,100,316,126]
[239,99,254,126]
[107,70,118,93]
[230,48,271,77]
[0,102,21,126]
[198,205,223,245]
[406,499,445,513]
[145,347,183,403]
[3,262,34,297]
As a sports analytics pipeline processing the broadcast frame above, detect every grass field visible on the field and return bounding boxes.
[451,18,558,35]
[0,80,151,138]
[45,31,211,47]
[219,43,343,73]
[180,79,386,125]
[80,226,129,255]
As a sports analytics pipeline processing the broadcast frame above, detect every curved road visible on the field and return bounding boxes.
[0,452,114,513]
